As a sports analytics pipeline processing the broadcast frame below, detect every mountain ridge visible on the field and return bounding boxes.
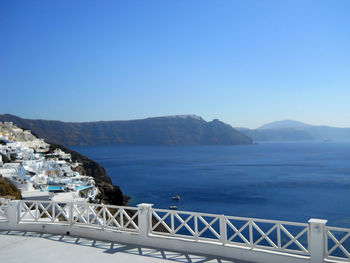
[0,114,252,146]
[258,120,310,130]
[239,120,350,142]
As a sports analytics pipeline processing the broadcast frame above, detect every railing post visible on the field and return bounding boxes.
[17,200,22,223]
[137,203,153,240]
[220,215,227,245]
[194,214,198,241]
[308,218,328,263]
[7,200,20,227]
[69,202,73,227]
[102,204,106,229]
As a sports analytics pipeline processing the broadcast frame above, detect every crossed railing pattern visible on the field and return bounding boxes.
[73,203,138,231]
[151,209,309,255]
[225,216,309,255]
[18,201,139,232]
[326,226,350,261]
[151,209,222,241]
[0,199,8,221]
[19,201,70,223]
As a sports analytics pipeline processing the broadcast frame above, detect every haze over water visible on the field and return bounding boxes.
[72,141,350,228]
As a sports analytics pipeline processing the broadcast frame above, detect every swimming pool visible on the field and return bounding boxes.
[46,186,63,191]
[75,185,92,190]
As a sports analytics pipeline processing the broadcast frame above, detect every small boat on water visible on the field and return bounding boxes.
[172,195,181,200]
[169,205,178,210]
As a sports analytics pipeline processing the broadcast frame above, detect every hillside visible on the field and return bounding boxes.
[47,143,126,205]
[0,177,21,199]
[0,114,252,146]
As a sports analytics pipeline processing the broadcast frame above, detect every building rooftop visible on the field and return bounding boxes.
[0,231,242,263]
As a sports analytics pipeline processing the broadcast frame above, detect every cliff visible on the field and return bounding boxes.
[0,114,252,146]
[47,144,126,205]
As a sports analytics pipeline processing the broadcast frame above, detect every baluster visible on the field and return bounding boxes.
[102,205,106,229]
[17,201,22,223]
[35,203,38,221]
[276,223,281,249]
[220,215,227,245]
[249,220,253,246]
[171,211,174,235]
[121,208,124,229]
[194,214,198,241]
[87,204,90,224]
[52,202,55,222]
[69,202,73,227]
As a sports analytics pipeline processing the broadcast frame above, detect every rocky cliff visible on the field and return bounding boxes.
[0,114,252,146]
[47,144,126,205]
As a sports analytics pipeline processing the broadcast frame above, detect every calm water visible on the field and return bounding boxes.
[72,142,350,227]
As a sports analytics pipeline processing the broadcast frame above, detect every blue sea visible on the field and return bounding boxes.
[72,142,350,228]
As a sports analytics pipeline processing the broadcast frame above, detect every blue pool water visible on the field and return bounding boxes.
[71,142,350,227]
[46,186,63,191]
[75,185,92,190]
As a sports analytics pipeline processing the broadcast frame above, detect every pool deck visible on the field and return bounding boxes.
[0,230,247,263]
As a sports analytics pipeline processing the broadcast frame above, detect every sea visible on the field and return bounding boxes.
[71,141,350,228]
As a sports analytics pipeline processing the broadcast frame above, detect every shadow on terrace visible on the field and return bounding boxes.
[0,230,250,263]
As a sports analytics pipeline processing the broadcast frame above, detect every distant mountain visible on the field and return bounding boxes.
[0,114,252,146]
[238,120,350,142]
[258,120,310,130]
[238,127,315,142]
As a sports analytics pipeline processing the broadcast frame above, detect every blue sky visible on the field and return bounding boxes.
[1,0,349,128]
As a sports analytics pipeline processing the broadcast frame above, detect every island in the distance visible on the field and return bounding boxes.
[0,114,253,146]
[237,119,350,142]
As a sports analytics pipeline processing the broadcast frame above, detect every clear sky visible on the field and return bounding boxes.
[1,0,349,128]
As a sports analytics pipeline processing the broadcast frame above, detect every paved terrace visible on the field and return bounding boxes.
[0,230,241,263]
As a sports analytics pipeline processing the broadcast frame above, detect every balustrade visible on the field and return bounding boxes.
[0,199,349,263]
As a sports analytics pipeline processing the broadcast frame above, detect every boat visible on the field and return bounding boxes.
[169,206,178,210]
[172,195,181,201]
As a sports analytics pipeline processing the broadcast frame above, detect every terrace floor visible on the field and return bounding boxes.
[0,231,249,263]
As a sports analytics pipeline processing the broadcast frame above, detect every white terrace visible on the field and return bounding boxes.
[0,199,349,263]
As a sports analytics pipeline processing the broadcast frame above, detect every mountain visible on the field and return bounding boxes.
[238,127,315,142]
[238,120,350,142]
[0,114,252,146]
[258,120,310,130]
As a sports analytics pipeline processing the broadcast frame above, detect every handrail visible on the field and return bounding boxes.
[18,200,139,232]
[151,208,310,256]
[0,199,349,263]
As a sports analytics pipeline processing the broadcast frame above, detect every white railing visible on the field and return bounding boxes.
[326,226,350,261]
[225,216,309,255]
[18,200,139,232]
[151,209,309,256]
[0,199,349,263]
[151,209,222,241]
[72,203,138,232]
[19,200,70,223]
